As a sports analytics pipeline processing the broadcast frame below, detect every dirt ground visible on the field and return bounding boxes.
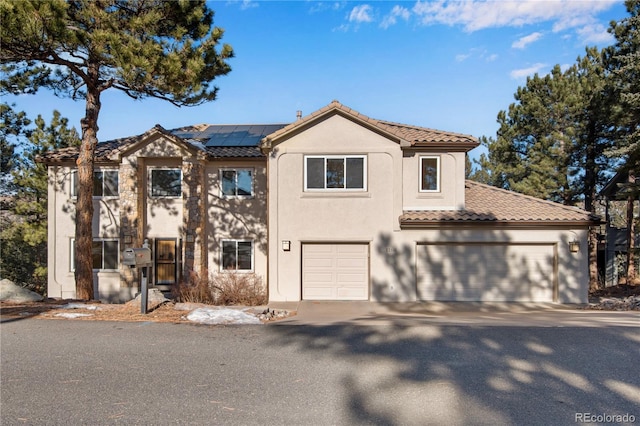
[0,299,198,324]
[2,284,639,323]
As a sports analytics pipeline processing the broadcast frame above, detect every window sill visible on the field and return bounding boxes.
[301,192,371,199]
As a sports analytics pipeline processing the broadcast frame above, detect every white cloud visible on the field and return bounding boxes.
[485,53,498,62]
[349,4,374,23]
[512,32,543,49]
[239,0,258,10]
[381,5,411,29]
[412,0,618,32]
[510,63,547,79]
[456,53,471,62]
[577,23,615,45]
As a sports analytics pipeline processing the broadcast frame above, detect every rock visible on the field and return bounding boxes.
[0,279,44,302]
[125,288,170,311]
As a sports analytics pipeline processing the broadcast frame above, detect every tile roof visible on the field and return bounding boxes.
[400,181,600,226]
[261,100,478,149]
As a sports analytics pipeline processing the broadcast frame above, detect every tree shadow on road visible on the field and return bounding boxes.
[269,322,640,425]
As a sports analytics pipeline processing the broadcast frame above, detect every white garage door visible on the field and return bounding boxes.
[417,243,556,302]
[302,244,369,300]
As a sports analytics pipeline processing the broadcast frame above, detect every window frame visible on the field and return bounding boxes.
[70,238,120,272]
[419,156,441,193]
[71,169,119,198]
[220,239,254,272]
[149,167,182,198]
[220,168,255,198]
[304,155,367,191]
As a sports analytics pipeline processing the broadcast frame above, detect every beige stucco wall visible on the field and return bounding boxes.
[266,114,590,303]
[402,151,465,210]
[47,165,125,301]
[205,160,268,285]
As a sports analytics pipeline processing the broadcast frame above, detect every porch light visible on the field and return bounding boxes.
[569,240,580,253]
[282,240,291,251]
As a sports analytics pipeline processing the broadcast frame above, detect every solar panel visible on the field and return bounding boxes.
[171,124,288,147]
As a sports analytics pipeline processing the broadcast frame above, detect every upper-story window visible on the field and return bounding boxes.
[420,156,440,192]
[71,169,119,198]
[150,168,182,198]
[305,155,366,191]
[221,168,253,197]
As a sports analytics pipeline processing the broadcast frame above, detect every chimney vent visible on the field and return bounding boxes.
[296,110,302,120]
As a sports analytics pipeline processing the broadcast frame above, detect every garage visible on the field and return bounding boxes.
[302,243,369,300]
[416,243,556,302]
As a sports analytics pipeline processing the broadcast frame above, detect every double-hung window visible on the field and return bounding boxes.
[150,168,182,198]
[221,168,253,197]
[420,156,440,192]
[71,169,119,197]
[70,239,119,271]
[221,240,253,271]
[305,155,366,191]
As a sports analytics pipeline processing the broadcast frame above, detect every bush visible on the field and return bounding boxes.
[171,270,267,306]
[211,273,267,306]
[171,270,214,304]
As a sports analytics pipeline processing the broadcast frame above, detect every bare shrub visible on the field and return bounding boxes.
[210,273,267,306]
[171,270,214,304]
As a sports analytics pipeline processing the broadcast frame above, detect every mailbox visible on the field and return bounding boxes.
[122,248,152,267]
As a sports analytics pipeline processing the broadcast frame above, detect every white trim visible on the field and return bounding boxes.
[70,238,120,272]
[220,239,254,272]
[304,155,367,191]
[219,167,255,198]
[419,156,440,193]
[70,168,120,199]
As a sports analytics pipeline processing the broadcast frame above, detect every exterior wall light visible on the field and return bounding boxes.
[186,234,194,243]
[282,240,291,251]
[569,240,580,253]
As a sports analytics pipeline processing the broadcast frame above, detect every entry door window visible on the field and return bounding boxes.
[156,239,178,284]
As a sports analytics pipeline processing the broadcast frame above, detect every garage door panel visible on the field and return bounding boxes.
[418,243,555,302]
[303,244,369,300]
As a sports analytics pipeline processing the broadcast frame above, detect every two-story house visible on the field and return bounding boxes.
[41,101,597,304]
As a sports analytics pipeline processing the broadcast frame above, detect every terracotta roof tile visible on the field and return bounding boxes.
[261,100,478,149]
[400,181,599,226]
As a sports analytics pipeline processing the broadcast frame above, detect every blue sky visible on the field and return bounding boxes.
[3,1,629,159]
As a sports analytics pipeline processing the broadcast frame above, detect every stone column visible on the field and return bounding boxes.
[182,157,207,280]
[119,156,143,289]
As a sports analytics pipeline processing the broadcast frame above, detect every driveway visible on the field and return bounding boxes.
[271,300,640,327]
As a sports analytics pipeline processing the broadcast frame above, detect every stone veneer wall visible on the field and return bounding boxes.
[182,157,207,279]
[119,157,142,289]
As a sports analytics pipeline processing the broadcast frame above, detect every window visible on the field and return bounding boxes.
[221,240,253,271]
[221,169,253,197]
[420,156,440,192]
[305,155,366,190]
[150,168,181,197]
[71,170,119,197]
[71,239,119,271]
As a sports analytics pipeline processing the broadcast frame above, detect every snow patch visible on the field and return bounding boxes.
[186,307,262,325]
[55,313,94,319]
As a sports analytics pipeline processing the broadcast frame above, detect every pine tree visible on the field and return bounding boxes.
[0,0,233,299]
[0,107,79,294]
[606,0,640,283]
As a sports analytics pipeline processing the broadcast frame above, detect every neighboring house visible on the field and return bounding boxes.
[41,101,598,304]
[599,170,640,286]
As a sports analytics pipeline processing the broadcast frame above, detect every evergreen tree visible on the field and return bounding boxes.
[606,0,640,283]
[0,103,31,193]
[0,107,80,294]
[0,0,233,299]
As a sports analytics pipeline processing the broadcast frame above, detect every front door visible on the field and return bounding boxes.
[155,238,180,291]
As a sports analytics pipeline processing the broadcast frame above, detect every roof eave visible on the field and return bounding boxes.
[399,219,599,229]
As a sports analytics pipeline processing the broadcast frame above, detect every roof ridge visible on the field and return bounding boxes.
[464,180,594,215]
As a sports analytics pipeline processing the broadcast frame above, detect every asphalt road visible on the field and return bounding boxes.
[1,318,639,425]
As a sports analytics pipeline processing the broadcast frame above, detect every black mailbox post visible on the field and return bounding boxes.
[122,241,153,314]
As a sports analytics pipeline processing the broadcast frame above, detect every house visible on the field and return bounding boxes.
[41,100,598,304]
[599,169,639,286]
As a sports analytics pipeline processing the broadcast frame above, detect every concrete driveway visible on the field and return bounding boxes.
[270,300,640,327]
